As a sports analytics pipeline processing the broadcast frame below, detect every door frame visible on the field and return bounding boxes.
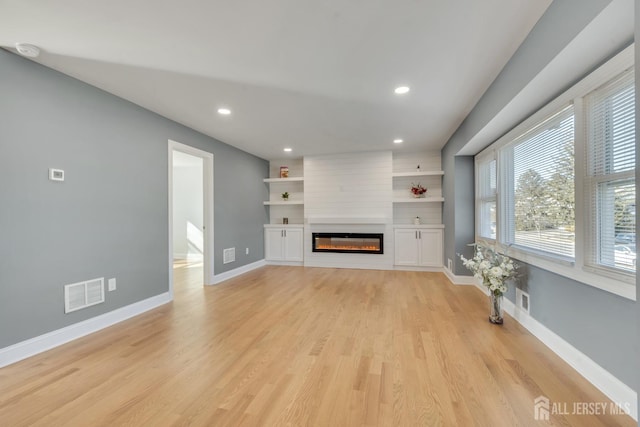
[168,140,214,297]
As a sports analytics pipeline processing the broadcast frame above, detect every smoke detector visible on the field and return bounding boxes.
[15,43,40,58]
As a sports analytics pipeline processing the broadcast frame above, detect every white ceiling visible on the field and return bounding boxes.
[0,0,551,160]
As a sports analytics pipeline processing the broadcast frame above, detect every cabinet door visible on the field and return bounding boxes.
[283,228,304,261]
[265,228,284,261]
[418,229,443,267]
[394,229,420,266]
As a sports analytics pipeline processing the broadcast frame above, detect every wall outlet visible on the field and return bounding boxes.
[108,278,116,292]
[516,289,530,314]
[245,247,249,255]
[447,258,452,271]
[49,168,65,181]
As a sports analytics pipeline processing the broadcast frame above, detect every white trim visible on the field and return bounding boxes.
[443,266,477,285]
[212,259,267,284]
[0,292,171,368]
[168,140,215,293]
[503,245,636,300]
[265,260,304,267]
[394,266,444,273]
[501,298,638,421]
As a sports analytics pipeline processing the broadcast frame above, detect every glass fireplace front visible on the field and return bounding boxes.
[312,233,384,254]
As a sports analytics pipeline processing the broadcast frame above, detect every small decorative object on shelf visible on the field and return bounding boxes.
[283,217,289,224]
[410,182,427,198]
[416,164,421,172]
[281,191,289,201]
[459,244,517,325]
[279,166,289,178]
[414,216,421,225]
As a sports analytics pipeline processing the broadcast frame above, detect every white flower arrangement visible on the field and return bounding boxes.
[459,244,517,296]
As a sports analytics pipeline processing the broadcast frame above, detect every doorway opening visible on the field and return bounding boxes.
[168,140,214,297]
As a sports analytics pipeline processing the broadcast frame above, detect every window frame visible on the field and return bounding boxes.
[583,69,636,279]
[501,104,576,261]
[475,45,635,301]
[475,153,497,241]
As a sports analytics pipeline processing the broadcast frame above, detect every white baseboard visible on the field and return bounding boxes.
[394,266,444,273]
[500,298,637,421]
[266,260,304,267]
[0,292,172,368]
[443,266,477,285]
[212,259,267,284]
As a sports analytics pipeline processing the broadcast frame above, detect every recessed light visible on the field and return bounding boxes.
[283,148,292,152]
[15,43,40,58]
[393,139,403,144]
[394,86,410,95]
[217,108,231,115]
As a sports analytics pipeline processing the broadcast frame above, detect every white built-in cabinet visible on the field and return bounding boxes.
[264,226,304,262]
[391,152,444,226]
[394,227,443,267]
[391,152,444,268]
[262,152,445,268]
[263,159,304,225]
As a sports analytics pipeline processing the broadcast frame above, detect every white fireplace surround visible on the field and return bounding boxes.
[306,217,389,224]
[305,222,393,269]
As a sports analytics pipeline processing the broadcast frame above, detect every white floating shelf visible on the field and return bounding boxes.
[263,200,304,205]
[307,217,389,224]
[263,177,304,183]
[393,197,444,203]
[393,224,445,229]
[392,171,444,178]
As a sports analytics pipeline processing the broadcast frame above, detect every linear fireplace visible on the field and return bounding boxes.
[312,233,384,254]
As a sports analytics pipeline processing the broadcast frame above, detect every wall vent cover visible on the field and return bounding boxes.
[223,248,235,264]
[64,278,105,313]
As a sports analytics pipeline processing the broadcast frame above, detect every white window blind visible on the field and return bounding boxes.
[585,68,635,273]
[506,105,575,258]
[477,158,497,239]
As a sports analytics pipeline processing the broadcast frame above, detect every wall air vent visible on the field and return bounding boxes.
[64,278,105,313]
[223,248,235,264]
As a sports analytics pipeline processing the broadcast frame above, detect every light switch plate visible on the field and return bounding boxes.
[108,278,116,291]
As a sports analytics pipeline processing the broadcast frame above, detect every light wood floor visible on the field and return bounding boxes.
[0,264,634,426]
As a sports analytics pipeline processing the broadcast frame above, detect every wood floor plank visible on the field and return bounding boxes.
[0,264,634,426]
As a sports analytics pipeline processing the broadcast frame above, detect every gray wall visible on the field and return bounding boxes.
[441,0,638,392]
[441,152,475,274]
[0,49,268,348]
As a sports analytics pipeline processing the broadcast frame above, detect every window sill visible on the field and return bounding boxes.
[475,238,636,301]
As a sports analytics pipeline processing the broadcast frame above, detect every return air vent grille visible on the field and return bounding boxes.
[64,278,105,313]
[223,248,235,264]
